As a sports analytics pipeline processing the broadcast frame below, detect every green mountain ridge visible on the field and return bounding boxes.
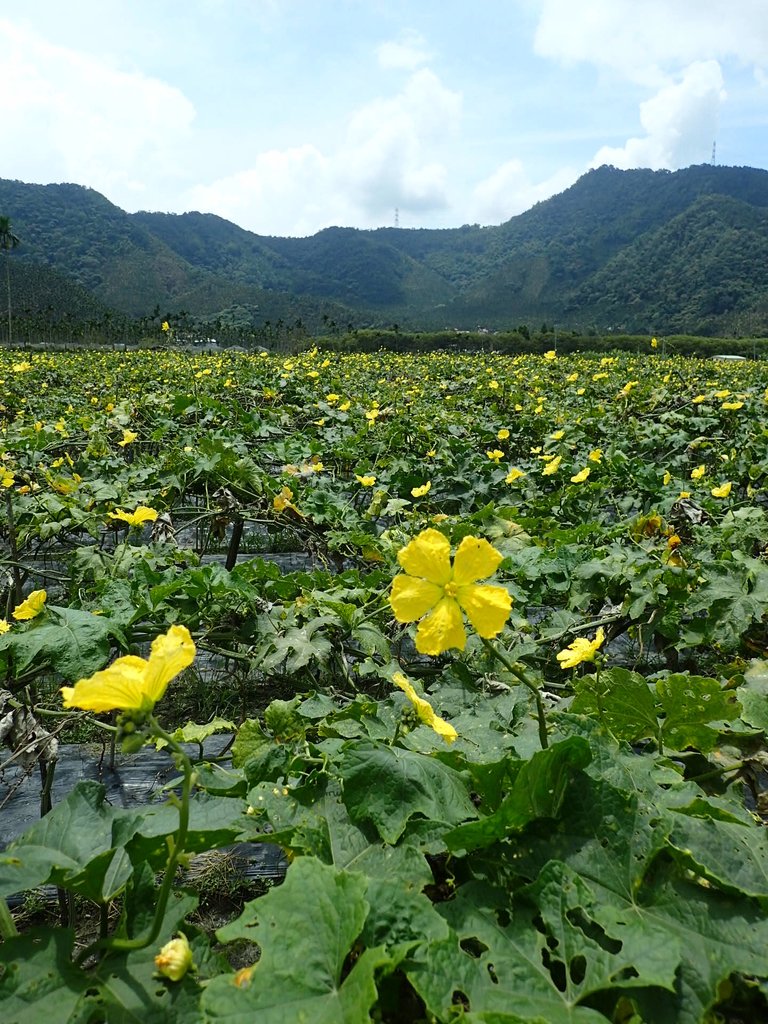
[2,163,768,336]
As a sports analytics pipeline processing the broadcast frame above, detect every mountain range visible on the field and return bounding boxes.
[2,163,768,337]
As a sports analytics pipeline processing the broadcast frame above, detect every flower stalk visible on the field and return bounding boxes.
[77,717,194,963]
[482,638,549,749]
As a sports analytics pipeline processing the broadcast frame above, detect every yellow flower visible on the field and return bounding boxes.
[556,627,605,670]
[154,932,194,981]
[162,321,170,332]
[663,470,672,485]
[570,467,590,484]
[0,619,10,634]
[690,465,706,480]
[505,467,526,483]
[273,486,301,514]
[108,506,159,527]
[549,430,565,441]
[233,965,255,988]
[325,393,339,403]
[542,455,562,476]
[679,491,691,499]
[721,401,743,410]
[411,481,431,498]
[13,590,47,621]
[389,528,512,655]
[61,625,195,713]
[651,337,658,349]
[118,429,138,447]
[497,428,510,441]
[393,672,457,744]
[692,395,706,403]
[588,449,602,464]
[711,481,732,498]
[543,350,556,361]
[486,449,504,462]
[355,474,376,487]
[1,472,14,488]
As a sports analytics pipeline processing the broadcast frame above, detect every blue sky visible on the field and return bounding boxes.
[2,1,767,235]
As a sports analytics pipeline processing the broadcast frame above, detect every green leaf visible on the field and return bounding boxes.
[203,857,388,1023]
[231,719,292,785]
[339,740,477,844]
[445,737,592,853]
[155,717,235,750]
[570,668,660,744]
[0,928,92,1024]
[737,658,768,731]
[408,878,633,1024]
[0,606,116,681]
[656,673,740,752]
[0,781,143,902]
[667,808,768,898]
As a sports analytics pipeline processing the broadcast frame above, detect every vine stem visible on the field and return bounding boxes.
[481,638,549,749]
[75,718,193,964]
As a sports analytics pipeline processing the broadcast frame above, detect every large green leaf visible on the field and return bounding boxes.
[570,670,740,752]
[203,857,388,1023]
[570,668,660,744]
[445,737,591,854]
[655,673,740,752]
[0,929,92,1024]
[0,781,144,902]
[0,606,117,681]
[339,740,477,844]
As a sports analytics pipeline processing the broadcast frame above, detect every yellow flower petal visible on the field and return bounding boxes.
[711,481,732,498]
[556,627,605,669]
[143,625,197,703]
[415,597,466,655]
[61,655,150,712]
[397,528,451,585]
[61,626,195,712]
[12,589,47,621]
[390,575,444,623]
[457,583,512,639]
[392,672,458,744]
[155,933,193,981]
[452,536,504,586]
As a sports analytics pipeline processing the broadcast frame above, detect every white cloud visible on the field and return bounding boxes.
[341,68,460,215]
[184,67,462,234]
[591,60,725,170]
[534,0,768,82]
[0,18,195,204]
[468,159,578,225]
[377,30,431,71]
[184,145,344,237]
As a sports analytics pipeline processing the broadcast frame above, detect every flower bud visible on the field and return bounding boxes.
[155,932,193,981]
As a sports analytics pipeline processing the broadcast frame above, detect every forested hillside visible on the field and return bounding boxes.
[2,163,768,336]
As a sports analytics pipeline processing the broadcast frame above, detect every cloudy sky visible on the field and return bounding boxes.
[2,1,766,236]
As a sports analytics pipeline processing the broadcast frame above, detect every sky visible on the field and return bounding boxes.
[2,1,767,237]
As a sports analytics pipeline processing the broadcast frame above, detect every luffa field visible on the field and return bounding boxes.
[1,345,768,1023]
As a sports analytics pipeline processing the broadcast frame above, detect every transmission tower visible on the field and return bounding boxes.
[394,208,399,228]
[711,140,717,165]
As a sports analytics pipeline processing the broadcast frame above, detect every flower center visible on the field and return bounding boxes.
[443,581,459,598]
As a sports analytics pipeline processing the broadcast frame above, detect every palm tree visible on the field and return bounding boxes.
[0,215,20,346]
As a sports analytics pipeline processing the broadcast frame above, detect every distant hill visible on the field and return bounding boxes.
[3,163,768,336]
